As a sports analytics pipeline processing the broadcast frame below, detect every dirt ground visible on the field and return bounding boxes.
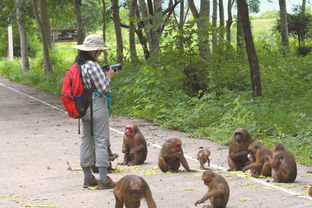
[0,75,311,208]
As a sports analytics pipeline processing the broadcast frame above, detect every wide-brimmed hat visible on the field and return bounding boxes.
[74,35,108,51]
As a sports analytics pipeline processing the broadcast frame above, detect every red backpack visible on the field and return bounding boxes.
[61,63,91,118]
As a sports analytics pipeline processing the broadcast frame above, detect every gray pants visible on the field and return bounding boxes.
[80,94,110,168]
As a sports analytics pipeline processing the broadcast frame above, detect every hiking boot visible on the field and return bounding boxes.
[83,175,98,188]
[96,176,116,190]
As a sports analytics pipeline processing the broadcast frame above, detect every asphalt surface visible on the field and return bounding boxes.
[0,75,311,208]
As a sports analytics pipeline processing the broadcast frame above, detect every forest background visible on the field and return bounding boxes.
[0,0,311,166]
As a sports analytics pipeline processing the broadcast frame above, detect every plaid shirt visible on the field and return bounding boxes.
[80,60,110,95]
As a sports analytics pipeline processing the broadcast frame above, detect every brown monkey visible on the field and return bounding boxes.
[91,146,119,173]
[195,170,230,208]
[121,124,147,166]
[227,128,254,171]
[158,138,195,172]
[113,175,157,208]
[268,143,297,183]
[197,149,211,170]
[242,140,272,177]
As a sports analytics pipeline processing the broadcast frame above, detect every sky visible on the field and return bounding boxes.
[259,0,303,14]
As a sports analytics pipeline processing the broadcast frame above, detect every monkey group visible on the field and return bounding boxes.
[228,128,298,183]
[92,125,306,208]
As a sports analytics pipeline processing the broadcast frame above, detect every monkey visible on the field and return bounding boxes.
[227,128,254,171]
[91,145,119,173]
[197,149,211,170]
[158,138,195,172]
[121,124,147,166]
[267,143,297,183]
[195,170,230,208]
[113,174,157,208]
[242,140,272,177]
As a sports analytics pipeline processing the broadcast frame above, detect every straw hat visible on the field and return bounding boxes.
[74,35,108,51]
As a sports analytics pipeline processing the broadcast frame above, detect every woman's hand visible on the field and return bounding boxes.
[105,67,116,79]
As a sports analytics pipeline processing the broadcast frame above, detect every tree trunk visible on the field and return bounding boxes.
[40,0,52,48]
[32,0,53,73]
[237,0,262,97]
[236,7,245,59]
[138,0,152,54]
[302,0,306,14]
[198,0,210,58]
[212,0,217,54]
[129,0,138,62]
[219,0,224,48]
[178,0,185,30]
[73,0,85,44]
[136,8,150,59]
[111,0,124,63]
[150,0,162,57]
[189,0,210,58]
[226,0,234,44]
[101,0,108,64]
[279,0,289,53]
[301,0,306,43]
[16,0,30,72]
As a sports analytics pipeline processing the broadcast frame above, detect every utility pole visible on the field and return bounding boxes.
[8,24,14,60]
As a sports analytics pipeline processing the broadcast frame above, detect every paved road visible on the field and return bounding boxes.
[0,75,311,208]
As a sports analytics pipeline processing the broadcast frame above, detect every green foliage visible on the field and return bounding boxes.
[257,10,279,19]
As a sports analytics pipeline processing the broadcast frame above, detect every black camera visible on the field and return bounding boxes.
[102,63,122,72]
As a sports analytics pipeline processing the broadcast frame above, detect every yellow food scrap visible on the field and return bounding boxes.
[183,187,195,191]
[239,198,252,202]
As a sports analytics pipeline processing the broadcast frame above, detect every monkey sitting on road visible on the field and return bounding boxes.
[121,124,147,166]
[113,175,157,208]
[197,149,211,170]
[158,138,195,172]
[267,143,297,183]
[195,170,230,208]
[227,128,254,171]
[242,140,272,177]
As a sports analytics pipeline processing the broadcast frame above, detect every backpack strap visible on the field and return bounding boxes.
[77,63,94,136]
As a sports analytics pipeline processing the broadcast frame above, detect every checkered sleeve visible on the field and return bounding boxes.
[83,60,110,95]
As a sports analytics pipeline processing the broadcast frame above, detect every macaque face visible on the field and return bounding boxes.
[125,125,133,137]
[202,172,212,185]
[234,132,243,143]
[247,152,255,161]
[174,142,182,152]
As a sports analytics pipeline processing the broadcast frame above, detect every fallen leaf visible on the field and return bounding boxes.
[141,170,158,176]
[263,186,274,190]
[239,198,252,202]
[183,187,195,191]
[0,195,11,198]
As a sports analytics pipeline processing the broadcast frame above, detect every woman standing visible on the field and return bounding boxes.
[74,34,117,189]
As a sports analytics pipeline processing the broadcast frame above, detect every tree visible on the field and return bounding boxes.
[212,0,217,54]
[279,0,289,54]
[219,0,224,48]
[189,0,211,58]
[237,0,262,97]
[101,0,108,64]
[111,0,124,63]
[226,0,235,43]
[32,0,53,73]
[302,0,306,15]
[72,0,85,44]
[16,0,29,72]
[129,0,138,62]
